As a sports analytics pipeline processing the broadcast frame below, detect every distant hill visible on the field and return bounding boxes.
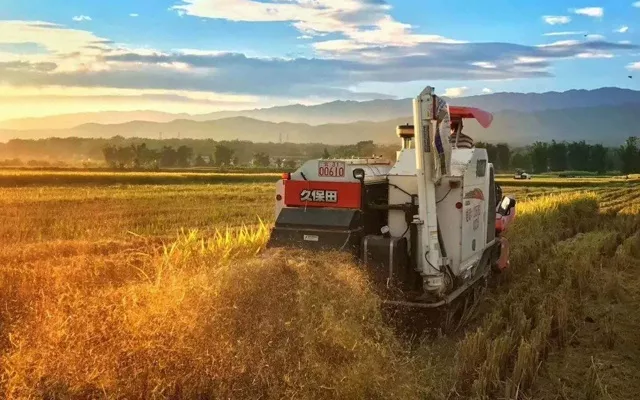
[193,87,640,125]
[2,87,640,130]
[0,110,191,131]
[1,103,638,147]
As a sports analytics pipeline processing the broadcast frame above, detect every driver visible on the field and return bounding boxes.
[449,119,474,149]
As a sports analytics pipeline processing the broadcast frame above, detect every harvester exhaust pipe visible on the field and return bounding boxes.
[412,87,447,297]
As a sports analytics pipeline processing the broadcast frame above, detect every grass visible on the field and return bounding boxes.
[0,175,639,399]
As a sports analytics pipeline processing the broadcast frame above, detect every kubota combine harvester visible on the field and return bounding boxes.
[267,86,517,327]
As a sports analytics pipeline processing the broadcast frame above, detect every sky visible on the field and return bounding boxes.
[0,0,639,120]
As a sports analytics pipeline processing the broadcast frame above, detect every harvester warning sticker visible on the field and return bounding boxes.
[301,189,338,203]
[463,188,484,201]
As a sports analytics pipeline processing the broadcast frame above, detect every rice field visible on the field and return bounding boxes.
[1,171,639,399]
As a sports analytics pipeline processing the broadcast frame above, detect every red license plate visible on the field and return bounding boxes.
[318,161,346,177]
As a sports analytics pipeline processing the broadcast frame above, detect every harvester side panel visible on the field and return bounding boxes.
[486,166,497,244]
[459,149,490,274]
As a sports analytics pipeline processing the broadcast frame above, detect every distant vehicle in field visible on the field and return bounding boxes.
[514,169,532,180]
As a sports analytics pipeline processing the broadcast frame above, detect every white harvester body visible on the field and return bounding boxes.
[268,86,516,308]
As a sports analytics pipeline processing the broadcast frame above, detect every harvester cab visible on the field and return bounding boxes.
[267,86,517,312]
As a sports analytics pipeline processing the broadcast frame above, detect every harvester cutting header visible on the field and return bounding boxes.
[267,86,516,311]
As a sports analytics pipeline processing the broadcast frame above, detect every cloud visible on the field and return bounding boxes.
[0,21,111,73]
[627,61,640,70]
[575,52,614,58]
[0,60,58,72]
[72,15,92,22]
[543,31,586,36]
[586,34,606,40]
[471,61,497,69]
[444,87,469,97]
[543,16,571,25]
[482,88,493,94]
[51,39,631,97]
[129,13,139,17]
[0,18,638,105]
[102,47,554,90]
[616,26,629,33]
[634,1,640,7]
[572,7,604,18]
[172,0,463,51]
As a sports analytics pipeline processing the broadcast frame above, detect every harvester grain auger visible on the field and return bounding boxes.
[266,86,517,332]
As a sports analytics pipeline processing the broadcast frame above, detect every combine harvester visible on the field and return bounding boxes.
[267,86,517,331]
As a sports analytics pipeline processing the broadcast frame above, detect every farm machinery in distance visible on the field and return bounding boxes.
[514,169,532,180]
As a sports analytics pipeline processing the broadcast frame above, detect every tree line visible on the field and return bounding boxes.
[475,137,640,174]
[99,140,397,169]
[1,135,638,174]
[100,142,311,169]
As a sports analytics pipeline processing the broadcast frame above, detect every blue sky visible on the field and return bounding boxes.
[0,0,639,119]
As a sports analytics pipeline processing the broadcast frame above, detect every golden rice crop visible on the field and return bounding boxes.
[1,229,421,399]
[1,177,639,399]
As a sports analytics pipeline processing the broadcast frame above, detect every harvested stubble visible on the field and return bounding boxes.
[449,192,640,399]
[448,193,600,397]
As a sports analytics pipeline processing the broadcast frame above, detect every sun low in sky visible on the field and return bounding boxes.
[0,0,638,121]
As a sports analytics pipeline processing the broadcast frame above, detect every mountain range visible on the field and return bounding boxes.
[1,87,639,146]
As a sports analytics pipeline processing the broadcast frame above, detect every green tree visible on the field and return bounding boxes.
[252,152,271,167]
[214,144,234,166]
[115,146,135,168]
[159,146,178,168]
[194,154,208,167]
[567,141,590,171]
[530,142,549,173]
[548,140,568,171]
[589,144,607,174]
[322,148,330,159]
[176,145,194,167]
[131,143,158,169]
[355,140,375,157]
[102,145,118,168]
[511,152,531,171]
[619,136,639,174]
[496,143,511,172]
